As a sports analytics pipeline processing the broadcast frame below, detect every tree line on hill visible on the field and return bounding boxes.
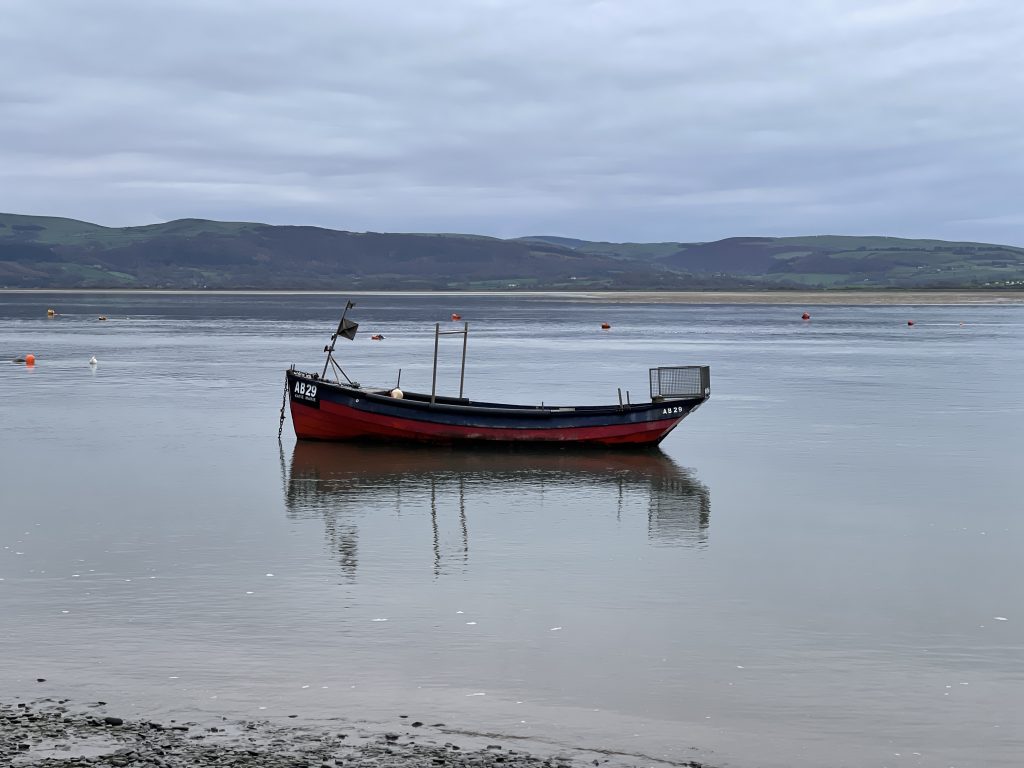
[1,213,1022,290]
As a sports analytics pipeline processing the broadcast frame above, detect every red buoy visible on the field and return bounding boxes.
[907,320,915,326]
[601,322,611,330]
[451,313,461,321]
[25,353,35,366]
[801,312,810,321]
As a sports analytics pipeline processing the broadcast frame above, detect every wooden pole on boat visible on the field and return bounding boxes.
[459,321,468,399]
[322,300,354,379]
[431,322,440,405]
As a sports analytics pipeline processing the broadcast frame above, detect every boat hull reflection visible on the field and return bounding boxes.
[285,443,711,578]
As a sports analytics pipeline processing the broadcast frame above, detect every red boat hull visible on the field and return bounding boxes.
[286,371,704,447]
[291,397,684,445]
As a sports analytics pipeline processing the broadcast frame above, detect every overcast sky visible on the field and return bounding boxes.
[2,0,1022,243]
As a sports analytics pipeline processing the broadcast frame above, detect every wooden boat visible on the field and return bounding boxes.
[282,302,710,447]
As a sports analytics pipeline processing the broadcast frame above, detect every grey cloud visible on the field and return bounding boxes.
[1,0,1022,243]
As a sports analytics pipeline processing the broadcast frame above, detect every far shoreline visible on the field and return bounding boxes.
[3,288,1023,304]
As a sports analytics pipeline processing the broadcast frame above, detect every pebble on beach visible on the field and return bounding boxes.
[1,700,655,768]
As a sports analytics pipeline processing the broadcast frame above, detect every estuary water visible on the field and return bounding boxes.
[0,292,1021,768]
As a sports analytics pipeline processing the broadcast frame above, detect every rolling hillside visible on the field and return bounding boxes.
[2,213,1022,290]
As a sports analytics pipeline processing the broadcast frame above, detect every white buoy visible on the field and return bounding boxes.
[390,388,404,399]
[89,356,98,366]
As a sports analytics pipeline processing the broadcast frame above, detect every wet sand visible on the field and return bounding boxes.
[575,290,1024,305]
[7,289,1024,304]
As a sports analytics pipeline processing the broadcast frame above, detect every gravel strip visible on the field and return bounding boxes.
[1,700,706,768]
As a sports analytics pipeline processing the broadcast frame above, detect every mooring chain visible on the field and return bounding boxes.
[277,374,289,441]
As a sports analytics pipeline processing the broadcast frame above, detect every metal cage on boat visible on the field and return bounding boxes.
[649,366,711,400]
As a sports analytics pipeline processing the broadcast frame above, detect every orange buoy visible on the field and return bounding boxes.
[371,334,385,341]
[451,313,461,321]
[25,353,35,366]
[801,312,810,321]
[907,320,915,326]
[601,322,611,330]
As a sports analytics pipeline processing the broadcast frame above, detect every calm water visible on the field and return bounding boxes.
[1,293,1022,768]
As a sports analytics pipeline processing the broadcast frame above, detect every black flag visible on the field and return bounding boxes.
[336,318,359,340]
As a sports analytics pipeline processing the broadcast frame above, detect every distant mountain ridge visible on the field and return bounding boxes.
[2,212,1022,290]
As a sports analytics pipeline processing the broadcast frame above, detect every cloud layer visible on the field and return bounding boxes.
[2,0,1022,243]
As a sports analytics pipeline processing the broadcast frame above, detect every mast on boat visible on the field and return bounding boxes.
[321,301,360,385]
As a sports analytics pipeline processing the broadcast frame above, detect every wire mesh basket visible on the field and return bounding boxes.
[649,366,711,400]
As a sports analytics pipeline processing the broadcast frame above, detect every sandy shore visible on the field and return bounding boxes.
[575,290,1024,305]
[0,700,710,768]
[5,288,1024,304]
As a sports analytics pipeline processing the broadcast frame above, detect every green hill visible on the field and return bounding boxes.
[1,212,1022,290]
